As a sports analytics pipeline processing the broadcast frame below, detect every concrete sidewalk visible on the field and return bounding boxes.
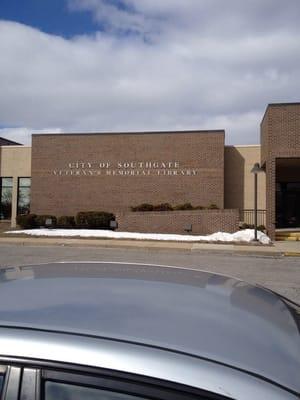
[274,241,300,257]
[1,235,300,257]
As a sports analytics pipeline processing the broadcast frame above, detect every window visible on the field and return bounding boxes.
[0,374,4,395]
[45,381,149,400]
[0,366,9,398]
[41,369,224,400]
[17,177,31,215]
[0,366,21,400]
[0,177,13,219]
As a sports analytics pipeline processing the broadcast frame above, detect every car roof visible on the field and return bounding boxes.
[0,262,299,394]
[0,328,296,400]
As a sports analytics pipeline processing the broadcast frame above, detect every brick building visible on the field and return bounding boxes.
[261,103,300,239]
[0,102,299,239]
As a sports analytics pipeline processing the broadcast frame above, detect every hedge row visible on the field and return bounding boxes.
[16,211,116,229]
[131,202,219,212]
[240,223,266,231]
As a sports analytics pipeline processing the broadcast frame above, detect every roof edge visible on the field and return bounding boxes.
[261,102,300,125]
[32,129,225,137]
[0,145,31,149]
[225,144,260,148]
[0,137,22,146]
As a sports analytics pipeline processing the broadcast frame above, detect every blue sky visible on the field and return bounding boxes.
[0,0,97,37]
[0,0,300,145]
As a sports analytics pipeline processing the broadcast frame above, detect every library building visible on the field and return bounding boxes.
[0,102,299,240]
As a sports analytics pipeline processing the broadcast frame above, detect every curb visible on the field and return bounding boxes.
[0,236,284,257]
[191,248,283,257]
[0,237,192,251]
[190,243,283,257]
[283,252,300,257]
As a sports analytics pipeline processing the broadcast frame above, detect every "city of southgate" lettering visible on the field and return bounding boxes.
[52,160,198,177]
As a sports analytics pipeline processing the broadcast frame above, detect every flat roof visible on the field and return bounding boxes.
[0,145,31,149]
[267,102,300,107]
[32,129,225,137]
[225,144,260,148]
[261,102,300,125]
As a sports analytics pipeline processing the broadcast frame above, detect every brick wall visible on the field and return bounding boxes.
[117,209,239,235]
[261,103,300,239]
[31,131,225,217]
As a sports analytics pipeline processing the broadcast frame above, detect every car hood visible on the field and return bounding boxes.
[0,262,299,393]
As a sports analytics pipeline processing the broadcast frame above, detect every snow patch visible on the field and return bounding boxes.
[7,228,271,244]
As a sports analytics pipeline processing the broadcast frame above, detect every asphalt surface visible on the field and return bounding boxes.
[0,243,299,303]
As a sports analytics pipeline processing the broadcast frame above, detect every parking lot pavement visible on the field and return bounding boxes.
[0,243,299,303]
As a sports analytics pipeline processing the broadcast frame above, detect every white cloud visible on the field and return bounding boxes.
[68,0,300,39]
[1,0,300,145]
[0,127,62,145]
[68,0,151,36]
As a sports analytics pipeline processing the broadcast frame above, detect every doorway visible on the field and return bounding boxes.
[276,182,300,228]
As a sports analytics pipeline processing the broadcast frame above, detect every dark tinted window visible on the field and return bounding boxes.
[45,381,149,400]
[0,374,4,395]
[0,177,13,219]
[42,369,231,400]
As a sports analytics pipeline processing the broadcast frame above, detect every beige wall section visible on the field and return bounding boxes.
[224,145,266,210]
[0,146,31,227]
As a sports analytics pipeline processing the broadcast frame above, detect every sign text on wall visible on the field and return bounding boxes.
[53,161,198,177]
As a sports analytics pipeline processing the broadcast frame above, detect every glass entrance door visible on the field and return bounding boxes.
[276,182,300,228]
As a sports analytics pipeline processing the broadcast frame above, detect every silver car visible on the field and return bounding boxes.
[0,262,299,400]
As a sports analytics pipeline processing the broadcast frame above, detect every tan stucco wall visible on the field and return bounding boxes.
[0,146,31,227]
[224,145,266,210]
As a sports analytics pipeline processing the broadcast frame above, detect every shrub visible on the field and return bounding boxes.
[76,211,115,229]
[131,203,154,212]
[257,225,266,232]
[57,216,76,228]
[35,215,57,227]
[153,203,173,211]
[240,223,265,232]
[130,203,221,212]
[208,203,219,209]
[174,202,193,210]
[240,223,254,230]
[16,214,37,229]
[131,203,174,212]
